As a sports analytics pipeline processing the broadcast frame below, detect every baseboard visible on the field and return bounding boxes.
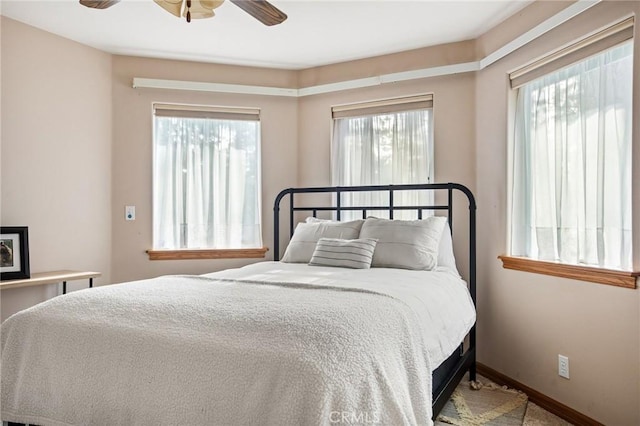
[477,363,603,426]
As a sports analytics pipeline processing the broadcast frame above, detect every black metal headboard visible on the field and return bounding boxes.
[273,182,476,300]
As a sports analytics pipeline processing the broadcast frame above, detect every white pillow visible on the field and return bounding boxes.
[438,222,459,274]
[359,216,447,270]
[309,238,378,269]
[306,216,459,271]
[281,219,364,263]
[305,216,330,223]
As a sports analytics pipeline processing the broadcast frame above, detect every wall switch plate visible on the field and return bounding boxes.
[125,205,136,221]
[558,354,570,379]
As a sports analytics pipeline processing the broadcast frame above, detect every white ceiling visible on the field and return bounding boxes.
[1,0,532,70]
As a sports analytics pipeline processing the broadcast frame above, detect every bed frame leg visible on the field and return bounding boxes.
[468,349,481,390]
[468,364,482,389]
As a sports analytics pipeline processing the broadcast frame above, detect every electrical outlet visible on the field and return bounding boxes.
[558,354,570,379]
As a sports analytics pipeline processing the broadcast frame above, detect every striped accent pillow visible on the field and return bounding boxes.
[309,238,378,269]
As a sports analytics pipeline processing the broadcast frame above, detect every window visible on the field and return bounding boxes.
[151,104,263,257]
[507,20,634,281]
[331,95,434,219]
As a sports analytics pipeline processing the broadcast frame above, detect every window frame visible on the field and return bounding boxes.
[502,20,637,288]
[149,103,267,261]
[330,94,435,220]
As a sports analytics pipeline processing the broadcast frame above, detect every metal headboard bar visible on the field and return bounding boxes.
[289,193,295,239]
[448,187,454,232]
[291,205,450,212]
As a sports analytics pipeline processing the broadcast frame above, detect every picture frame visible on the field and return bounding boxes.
[1,226,30,281]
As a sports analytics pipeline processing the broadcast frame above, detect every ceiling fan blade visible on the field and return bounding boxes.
[79,0,120,9]
[229,0,287,26]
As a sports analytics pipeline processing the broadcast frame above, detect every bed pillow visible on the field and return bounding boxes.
[438,222,459,274]
[359,216,447,270]
[305,216,330,223]
[281,219,364,263]
[308,238,378,269]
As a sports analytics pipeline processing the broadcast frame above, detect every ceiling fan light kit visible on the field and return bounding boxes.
[154,0,224,22]
[79,0,287,26]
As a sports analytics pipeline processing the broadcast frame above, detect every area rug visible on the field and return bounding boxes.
[436,376,529,426]
[522,402,572,426]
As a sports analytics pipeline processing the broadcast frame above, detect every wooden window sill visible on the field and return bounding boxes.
[147,248,269,261]
[498,255,638,289]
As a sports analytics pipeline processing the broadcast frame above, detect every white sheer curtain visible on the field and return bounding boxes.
[153,117,261,249]
[511,42,633,270]
[331,109,433,220]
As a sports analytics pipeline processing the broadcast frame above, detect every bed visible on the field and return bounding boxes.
[1,183,477,426]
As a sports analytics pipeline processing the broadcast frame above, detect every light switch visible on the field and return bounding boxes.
[125,205,136,221]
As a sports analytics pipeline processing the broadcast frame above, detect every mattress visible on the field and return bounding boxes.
[1,261,475,426]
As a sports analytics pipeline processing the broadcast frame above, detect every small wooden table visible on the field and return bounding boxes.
[0,270,101,294]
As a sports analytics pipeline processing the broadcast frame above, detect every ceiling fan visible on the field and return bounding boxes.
[79,0,287,26]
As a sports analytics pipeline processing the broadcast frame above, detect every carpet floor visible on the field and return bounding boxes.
[435,374,573,426]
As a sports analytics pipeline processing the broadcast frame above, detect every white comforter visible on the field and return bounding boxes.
[1,262,475,426]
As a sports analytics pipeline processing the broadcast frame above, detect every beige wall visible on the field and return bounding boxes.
[475,2,640,424]
[297,40,477,88]
[0,17,112,320]
[110,56,298,283]
[1,1,639,424]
